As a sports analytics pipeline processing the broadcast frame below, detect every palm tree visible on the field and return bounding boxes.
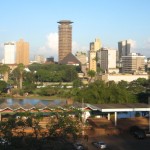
[12,64,25,89]
[0,64,10,82]
[87,70,96,83]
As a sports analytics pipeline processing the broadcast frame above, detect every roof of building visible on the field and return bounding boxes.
[10,102,22,110]
[91,103,150,112]
[0,103,10,109]
[34,102,46,109]
[59,53,81,65]
[57,20,73,24]
[0,102,150,113]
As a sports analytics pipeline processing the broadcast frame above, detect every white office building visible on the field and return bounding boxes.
[97,47,117,73]
[4,42,16,64]
[122,53,145,74]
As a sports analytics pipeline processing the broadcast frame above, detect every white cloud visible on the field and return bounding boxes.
[127,39,150,57]
[72,41,88,54]
[137,38,150,57]
[47,33,58,56]
[35,33,58,61]
[143,38,150,49]
[127,39,136,53]
[36,32,88,61]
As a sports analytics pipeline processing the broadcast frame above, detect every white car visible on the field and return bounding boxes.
[74,143,85,150]
[0,138,11,146]
[92,141,107,149]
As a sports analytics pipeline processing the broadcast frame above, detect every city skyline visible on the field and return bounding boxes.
[0,0,150,61]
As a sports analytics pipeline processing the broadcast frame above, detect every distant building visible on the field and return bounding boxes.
[118,40,131,60]
[58,20,73,62]
[122,53,145,74]
[89,50,96,71]
[146,57,150,71]
[4,42,16,64]
[16,39,29,66]
[97,47,116,73]
[46,57,54,64]
[75,51,87,65]
[94,38,102,52]
[100,73,149,83]
[59,53,81,66]
[34,55,45,63]
[89,38,102,72]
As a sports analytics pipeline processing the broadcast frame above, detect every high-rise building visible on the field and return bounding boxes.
[16,39,29,66]
[118,40,131,60]
[94,38,102,51]
[97,47,116,72]
[89,38,102,71]
[58,20,73,62]
[4,42,16,64]
[89,51,96,71]
[122,53,145,73]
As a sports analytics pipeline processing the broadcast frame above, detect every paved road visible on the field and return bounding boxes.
[79,133,150,150]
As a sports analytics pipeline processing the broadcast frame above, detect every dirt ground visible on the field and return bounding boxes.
[79,117,150,150]
[77,133,150,150]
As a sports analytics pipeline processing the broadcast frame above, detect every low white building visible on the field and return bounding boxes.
[100,73,149,83]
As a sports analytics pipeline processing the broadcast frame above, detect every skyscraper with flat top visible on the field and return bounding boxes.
[16,39,29,66]
[58,20,73,62]
[4,42,16,64]
[118,40,131,60]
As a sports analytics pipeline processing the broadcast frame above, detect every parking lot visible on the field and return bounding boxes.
[79,132,150,150]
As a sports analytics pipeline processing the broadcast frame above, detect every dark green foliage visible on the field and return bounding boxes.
[23,81,36,94]
[0,111,80,150]
[47,111,81,140]
[73,79,83,88]
[0,80,7,93]
[37,86,60,96]
[29,63,79,82]
[87,70,96,82]
[73,80,137,104]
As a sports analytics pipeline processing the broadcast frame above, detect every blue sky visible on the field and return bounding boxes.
[0,0,150,61]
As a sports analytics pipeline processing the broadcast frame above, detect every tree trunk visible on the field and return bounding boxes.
[4,72,8,82]
[20,73,23,89]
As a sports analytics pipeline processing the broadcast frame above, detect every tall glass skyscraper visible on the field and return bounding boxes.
[118,40,131,60]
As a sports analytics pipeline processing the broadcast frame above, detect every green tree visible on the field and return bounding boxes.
[11,64,25,89]
[87,70,96,83]
[47,111,81,141]
[29,63,79,82]
[118,80,128,88]
[74,80,137,104]
[0,64,10,82]
[0,80,7,93]
[73,79,83,88]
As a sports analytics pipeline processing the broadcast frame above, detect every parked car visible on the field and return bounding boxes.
[145,131,150,137]
[143,128,150,137]
[129,126,141,135]
[0,138,11,146]
[92,141,107,149]
[74,143,85,150]
[129,126,146,139]
[133,129,146,139]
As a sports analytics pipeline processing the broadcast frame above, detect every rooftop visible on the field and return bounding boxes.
[57,20,73,24]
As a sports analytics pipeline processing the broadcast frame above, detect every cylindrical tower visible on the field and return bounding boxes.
[58,20,73,62]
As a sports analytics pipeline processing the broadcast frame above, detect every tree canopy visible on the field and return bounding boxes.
[29,63,79,82]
